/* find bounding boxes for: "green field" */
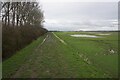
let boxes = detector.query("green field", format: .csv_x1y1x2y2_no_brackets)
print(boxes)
3,32,118,78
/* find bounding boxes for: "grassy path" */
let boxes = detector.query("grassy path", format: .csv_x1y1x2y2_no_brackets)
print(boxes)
3,32,109,78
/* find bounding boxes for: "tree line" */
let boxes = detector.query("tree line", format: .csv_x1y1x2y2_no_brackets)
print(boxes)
1,2,48,60
2,2,44,26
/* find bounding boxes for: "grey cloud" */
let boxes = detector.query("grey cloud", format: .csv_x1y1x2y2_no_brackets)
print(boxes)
43,2,118,31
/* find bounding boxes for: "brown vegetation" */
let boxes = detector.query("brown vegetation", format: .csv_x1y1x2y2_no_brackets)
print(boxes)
1,2,48,60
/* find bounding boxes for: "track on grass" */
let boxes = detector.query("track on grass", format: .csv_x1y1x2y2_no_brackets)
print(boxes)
3,32,115,78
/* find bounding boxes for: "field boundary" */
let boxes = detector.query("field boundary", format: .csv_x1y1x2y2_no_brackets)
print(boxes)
35,34,48,52
52,32,67,45
41,35,48,45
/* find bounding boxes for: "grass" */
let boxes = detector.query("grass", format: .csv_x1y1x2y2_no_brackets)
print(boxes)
2,32,118,78
55,31,118,77
2,34,47,77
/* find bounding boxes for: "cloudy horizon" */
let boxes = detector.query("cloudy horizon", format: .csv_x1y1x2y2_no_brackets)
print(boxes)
39,1,118,31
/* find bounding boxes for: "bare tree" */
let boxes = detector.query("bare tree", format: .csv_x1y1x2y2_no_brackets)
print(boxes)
2,2,44,26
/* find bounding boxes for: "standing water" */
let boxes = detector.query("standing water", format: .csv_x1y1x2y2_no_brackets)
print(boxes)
70,34,100,38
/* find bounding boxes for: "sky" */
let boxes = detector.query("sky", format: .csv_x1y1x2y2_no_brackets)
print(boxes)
38,0,119,31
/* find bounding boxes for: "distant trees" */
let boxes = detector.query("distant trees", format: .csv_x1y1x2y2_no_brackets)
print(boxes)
1,2,48,60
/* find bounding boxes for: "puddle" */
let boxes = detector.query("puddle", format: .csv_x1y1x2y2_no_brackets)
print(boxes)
98,34,110,35
70,34,100,38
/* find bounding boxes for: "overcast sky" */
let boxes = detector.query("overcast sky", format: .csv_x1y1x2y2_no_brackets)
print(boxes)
39,0,119,31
